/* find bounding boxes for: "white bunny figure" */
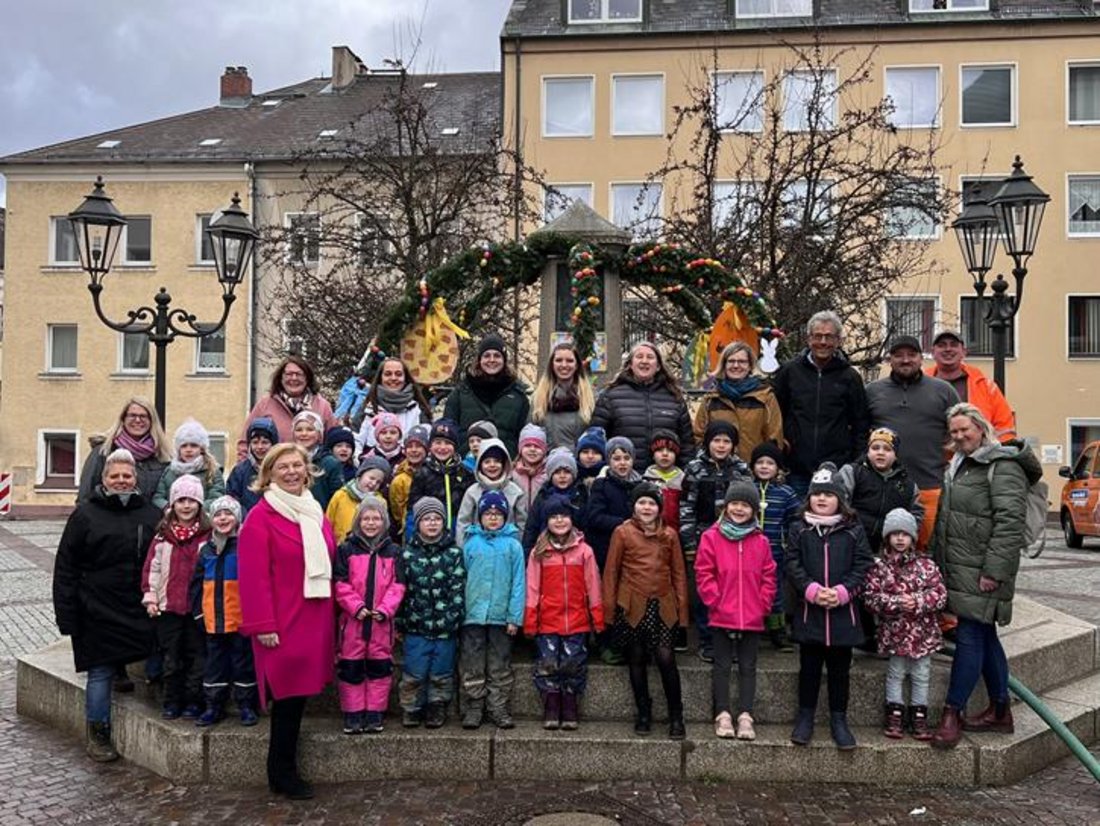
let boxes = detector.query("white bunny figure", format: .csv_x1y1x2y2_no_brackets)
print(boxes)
759,337,780,374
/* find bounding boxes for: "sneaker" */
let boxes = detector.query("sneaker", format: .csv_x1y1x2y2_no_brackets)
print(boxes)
364,712,384,734
402,709,423,728
196,706,224,727
181,704,202,720
714,711,736,739
461,710,483,730
343,713,361,735
673,626,689,653
239,706,259,727
736,712,756,741
697,647,715,664
161,703,182,720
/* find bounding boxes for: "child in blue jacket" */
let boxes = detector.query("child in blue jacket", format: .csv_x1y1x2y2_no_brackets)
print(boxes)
750,443,800,651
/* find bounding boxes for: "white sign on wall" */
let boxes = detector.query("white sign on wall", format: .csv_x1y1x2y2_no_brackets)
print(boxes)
1040,444,1064,465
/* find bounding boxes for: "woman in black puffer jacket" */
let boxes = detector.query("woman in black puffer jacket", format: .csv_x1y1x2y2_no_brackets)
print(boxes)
590,342,695,472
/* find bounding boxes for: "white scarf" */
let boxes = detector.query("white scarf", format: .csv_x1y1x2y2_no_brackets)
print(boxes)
264,486,331,599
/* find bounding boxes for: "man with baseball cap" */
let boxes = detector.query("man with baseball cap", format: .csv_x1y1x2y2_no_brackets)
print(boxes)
866,335,960,548
925,329,1016,441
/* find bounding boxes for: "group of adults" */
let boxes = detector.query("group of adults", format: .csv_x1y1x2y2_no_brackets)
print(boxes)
54,309,1033,785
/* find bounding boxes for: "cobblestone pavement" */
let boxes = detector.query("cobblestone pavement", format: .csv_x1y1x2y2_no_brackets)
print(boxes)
4,520,1100,825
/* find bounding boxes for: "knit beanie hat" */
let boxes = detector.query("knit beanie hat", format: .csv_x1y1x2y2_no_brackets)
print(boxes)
606,436,635,460
405,424,431,447
723,478,761,515
324,426,356,451
356,454,393,482
808,462,845,501
649,428,681,456
478,490,510,520
352,495,391,538
882,507,918,541
371,411,403,438
413,496,446,526
247,417,279,445
174,418,210,451
576,426,608,458
868,426,901,453
292,410,324,434
544,492,575,519
546,446,578,479
478,333,508,360
519,423,548,451
630,481,663,509
430,418,460,446
467,420,498,441
207,495,242,523
703,420,739,450
169,474,204,506
750,442,785,471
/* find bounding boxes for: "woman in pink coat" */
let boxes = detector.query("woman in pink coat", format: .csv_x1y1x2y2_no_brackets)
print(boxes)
239,443,336,801
236,357,337,461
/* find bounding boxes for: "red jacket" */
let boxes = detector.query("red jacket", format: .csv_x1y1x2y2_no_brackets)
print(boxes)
524,530,605,636
694,523,776,632
142,528,209,615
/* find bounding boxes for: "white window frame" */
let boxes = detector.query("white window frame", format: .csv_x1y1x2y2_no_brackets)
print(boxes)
283,212,321,266
609,181,663,240
207,432,229,469
567,0,643,24
886,176,942,240
781,178,836,231
1067,293,1100,360
45,324,78,374
884,65,942,130
1067,173,1100,238
195,327,227,374
542,76,596,139
959,63,1017,128
117,331,151,375
281,318,309,359
957,294,1018,360
1067,419,1100,465
1068,61,1100,126
909,0,989,11
782,68,838,133
883,295,940,355
611,73,665,137
735,0,813,18
120,215,153,265
711,70,766,134
35,429,80,489
49,217,80,266
544,183,594,223
196,214,215,265
357,213,394,267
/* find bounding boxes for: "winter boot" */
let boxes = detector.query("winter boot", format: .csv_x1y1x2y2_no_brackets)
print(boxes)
161,703,182,720
560,692,578,731
883,702,905,739
908,705,932,741
424,702,447,729
634,698,653,736
182,703,202,720
829,712,857,750
461,707,483,730
196,704,225,728
364,711,385,733
239,705,259,727
86,721,119,762
961,700,1015,734
931,706,962,750
543,691,562,730
790,707,815,745
402,708,423,728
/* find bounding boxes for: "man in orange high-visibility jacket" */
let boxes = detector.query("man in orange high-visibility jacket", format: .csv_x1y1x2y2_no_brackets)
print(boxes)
925,330,1016,441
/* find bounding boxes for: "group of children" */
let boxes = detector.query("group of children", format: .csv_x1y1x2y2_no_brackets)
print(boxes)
143,405,947,750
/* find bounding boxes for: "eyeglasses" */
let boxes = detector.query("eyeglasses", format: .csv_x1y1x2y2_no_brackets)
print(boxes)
726,359,751,366
124,413,151,421
282,370,306,378
809,333,838,342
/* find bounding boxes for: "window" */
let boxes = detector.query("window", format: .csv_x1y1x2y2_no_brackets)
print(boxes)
544,184,594,222
543,77,595,137
1069,64,1100,125
1070,421,1100,463
282,319,308,358
196,328,226,373
284,213,320,265
783,69,837,132
196,214,215,264
46,324,78,373
612,75,663,136
886,178,940,239
960,296,1016,357
122,216,152,264
885,297,937,352
736,0,812,16
713,181,761,229
1069,176,1100,236
885,67,940,129
611,183,662,239
1069,296,1100,357
38,432,78,489
51,217,79,265
568,0,642,23
357,214,394,267
119,331,150,373
909,0,988,10
782,179,834,230
207,434,228,469
961,65,1015,126
713,71,765,132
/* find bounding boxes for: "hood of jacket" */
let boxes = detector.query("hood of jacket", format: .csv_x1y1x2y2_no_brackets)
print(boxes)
475,437,513,488
967,440,1043,484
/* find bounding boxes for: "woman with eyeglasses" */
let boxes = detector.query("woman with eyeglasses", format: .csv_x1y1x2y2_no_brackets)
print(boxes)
77,396,171,505
236,356,338,461
693,342,783,464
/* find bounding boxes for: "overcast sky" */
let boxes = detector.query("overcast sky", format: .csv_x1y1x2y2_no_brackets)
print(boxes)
0,0,514,206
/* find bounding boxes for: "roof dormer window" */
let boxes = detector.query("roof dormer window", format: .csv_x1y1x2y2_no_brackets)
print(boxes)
736,0,812,18
568,0,642,24
199,138,223,146
96,140,121,149
318,129,339,139
910,0,988,11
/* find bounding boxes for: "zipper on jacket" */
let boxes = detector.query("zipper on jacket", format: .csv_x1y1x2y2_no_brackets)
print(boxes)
563,554,570,635
812,369,822,462
738,539,744,629
214,551,227,634
824,535,831,647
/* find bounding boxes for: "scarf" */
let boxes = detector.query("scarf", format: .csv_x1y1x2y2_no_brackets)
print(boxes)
170,520,202,543
377,384,415,413
717,376,763,401
719,517,756,541
115,430,158,462
169,454,206,476
549,383,580,413
343,479,367,503
278,390,313,416
264,485,331,599
468,369,512,405
803,511,844,530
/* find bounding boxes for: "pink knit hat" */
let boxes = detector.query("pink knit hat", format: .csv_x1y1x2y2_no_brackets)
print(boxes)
371,411,403,438
168,474,204,506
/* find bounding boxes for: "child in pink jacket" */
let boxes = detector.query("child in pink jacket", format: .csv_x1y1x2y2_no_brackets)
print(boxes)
694,479,776,741
334,496,406,735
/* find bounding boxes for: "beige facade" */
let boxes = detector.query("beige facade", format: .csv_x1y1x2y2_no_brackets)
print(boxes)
0,168,253,508
502,16,1100,501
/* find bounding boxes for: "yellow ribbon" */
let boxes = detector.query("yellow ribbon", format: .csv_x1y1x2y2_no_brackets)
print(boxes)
424,297,470,348
724,301,744,330
688,330,709,383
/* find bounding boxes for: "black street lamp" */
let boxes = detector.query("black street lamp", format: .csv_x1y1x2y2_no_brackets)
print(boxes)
950,156,1049,394
68,176,258,423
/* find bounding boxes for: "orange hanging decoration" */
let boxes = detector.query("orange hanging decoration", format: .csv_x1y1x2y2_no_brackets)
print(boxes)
708,301,760,373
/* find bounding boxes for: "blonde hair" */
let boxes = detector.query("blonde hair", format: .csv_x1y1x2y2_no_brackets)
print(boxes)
946,402,997,447
99,397,171,462
249,443,319,493
531,343,595,424
711,341,756,379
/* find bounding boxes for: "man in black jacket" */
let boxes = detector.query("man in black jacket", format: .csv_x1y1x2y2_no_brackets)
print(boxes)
773,311,870,498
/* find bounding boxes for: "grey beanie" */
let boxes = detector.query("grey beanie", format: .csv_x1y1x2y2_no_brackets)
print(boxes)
413,496,446,526
545,446,578,479
882,507,918,541
207,495,242,524
352,495,391,538
606,436,635,459
723,478,761,515
356,454,393,482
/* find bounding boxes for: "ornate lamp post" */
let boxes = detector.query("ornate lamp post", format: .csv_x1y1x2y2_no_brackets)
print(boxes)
68,176,258,422
950,156,1048,393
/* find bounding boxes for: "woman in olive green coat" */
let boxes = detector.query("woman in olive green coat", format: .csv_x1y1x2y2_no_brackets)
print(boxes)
930,403,1042,749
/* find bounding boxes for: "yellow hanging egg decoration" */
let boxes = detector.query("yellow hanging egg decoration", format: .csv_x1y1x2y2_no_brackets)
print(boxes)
400,297,469,385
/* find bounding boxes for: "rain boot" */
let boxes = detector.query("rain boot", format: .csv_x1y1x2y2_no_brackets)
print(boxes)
560,692,578,730
543,691,561,730
86,721,119,762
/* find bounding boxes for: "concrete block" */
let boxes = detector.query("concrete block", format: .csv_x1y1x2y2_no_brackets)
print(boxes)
975,697,1096,786
113,697,207,783
16,642,85,739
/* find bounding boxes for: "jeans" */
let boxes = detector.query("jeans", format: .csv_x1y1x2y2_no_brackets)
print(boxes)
886,654,932,706
533,633,589,695
459,625,514,717
399,634,457,711
711,629,760,715
798,643,852,713
946,617,1009,710
86,664,115,723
